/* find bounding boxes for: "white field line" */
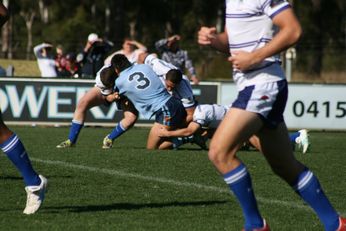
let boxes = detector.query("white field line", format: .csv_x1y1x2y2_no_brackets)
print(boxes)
32,158,345,216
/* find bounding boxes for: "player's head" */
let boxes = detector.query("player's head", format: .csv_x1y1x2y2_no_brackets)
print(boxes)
111,54,132,73
100,65,117,89
165,69,182,92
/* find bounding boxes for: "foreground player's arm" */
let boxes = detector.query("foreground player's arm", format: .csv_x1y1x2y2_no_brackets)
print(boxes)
198,27,229,54
0,3,9,27
229,8,302,71
159,121,201,138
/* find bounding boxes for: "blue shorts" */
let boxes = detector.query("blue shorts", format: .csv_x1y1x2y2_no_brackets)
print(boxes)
155,97,186,127
231,79,288,128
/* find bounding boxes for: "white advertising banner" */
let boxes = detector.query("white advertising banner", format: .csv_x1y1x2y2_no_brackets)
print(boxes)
220,83,346,130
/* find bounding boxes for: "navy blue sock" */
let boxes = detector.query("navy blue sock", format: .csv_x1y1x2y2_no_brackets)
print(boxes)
108,122,127,140
290,131,300,143
171,136,194,149
0,134,40,186
224,163,263,230
294,169,339,231
68,120,84,144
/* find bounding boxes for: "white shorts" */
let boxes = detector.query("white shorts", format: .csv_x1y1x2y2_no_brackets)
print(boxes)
231,79,288,128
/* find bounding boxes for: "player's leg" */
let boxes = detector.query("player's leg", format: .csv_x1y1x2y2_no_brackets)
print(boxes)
147,122,168,150
150,97,187,150
0,112,47,214
209,108,266,230
57,87,105,148
103,99,138,149
258,123,340,231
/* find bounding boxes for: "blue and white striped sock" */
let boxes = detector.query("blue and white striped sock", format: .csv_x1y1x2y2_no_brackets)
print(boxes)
294,169,339,231
0,134,40,186
224,163,263,230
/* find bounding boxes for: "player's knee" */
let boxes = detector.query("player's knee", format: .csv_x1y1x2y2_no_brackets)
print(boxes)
208,147,228,166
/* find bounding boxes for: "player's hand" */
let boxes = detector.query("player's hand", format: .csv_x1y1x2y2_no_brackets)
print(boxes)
198,27,217,46
228,51,258,71
158,127,169,137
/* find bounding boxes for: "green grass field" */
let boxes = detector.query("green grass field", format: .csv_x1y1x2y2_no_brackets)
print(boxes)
0,126,345,230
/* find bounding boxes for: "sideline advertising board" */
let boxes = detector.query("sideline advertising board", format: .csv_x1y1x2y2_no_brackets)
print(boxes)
0,78,219,126
220,83,346,130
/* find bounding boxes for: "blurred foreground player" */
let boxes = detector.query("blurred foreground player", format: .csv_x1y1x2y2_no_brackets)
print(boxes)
0,3,47,214
198,0,345,230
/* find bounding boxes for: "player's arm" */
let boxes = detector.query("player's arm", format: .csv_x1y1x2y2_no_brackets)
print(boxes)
198,27,229,54
159,121,201,138
230,8,302,71
0,3,9,27
185,107,195,124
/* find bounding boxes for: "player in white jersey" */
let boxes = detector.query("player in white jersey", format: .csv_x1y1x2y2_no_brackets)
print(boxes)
56,65,138,148
106,54,186,150
159,103,309,152
159,104,227,149
142,53,197,123
198,0,345,230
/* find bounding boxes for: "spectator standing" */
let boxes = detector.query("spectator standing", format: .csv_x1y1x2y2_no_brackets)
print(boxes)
65,53,81,78
155,34,199,84
79,33,113,78
104,38,147,65
33,42,57,78
55,44,68,77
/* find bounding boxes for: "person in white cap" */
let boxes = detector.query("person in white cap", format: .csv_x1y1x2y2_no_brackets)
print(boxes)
79,33,113,78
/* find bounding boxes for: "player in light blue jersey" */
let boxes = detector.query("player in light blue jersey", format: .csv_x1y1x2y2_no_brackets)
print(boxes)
106,54,186,149
198,0,345,230
0,3,47,215
102,53,198,149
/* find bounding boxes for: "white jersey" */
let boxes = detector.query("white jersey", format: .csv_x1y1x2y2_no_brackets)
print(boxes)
225,0,290,90
193,104,229,129
94,65,113,96
144,54,196,108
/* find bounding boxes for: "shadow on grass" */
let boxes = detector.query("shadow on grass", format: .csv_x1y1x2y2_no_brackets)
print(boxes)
44,200,228,213
0,175,22,181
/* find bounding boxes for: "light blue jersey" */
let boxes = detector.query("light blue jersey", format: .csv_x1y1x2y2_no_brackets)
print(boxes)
115,64,172,119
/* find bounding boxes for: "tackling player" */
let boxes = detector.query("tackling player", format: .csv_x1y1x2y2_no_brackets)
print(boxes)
56,65,138,148
102,53,199,149
106,54,186,150
158,103,310,153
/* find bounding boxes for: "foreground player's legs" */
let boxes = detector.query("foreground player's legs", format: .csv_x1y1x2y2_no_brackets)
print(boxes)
0,112,47,214
258,123,340,231
209,108,266,230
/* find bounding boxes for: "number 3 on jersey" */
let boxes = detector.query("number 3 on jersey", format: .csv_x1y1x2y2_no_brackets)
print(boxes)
129,72,150,90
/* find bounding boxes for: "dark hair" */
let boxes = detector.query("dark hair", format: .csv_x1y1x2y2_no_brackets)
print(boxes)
111,54,132,72
100,66,117,89
165,69,182,84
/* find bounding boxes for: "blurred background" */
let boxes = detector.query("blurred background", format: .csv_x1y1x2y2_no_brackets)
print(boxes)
0,0,345,82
